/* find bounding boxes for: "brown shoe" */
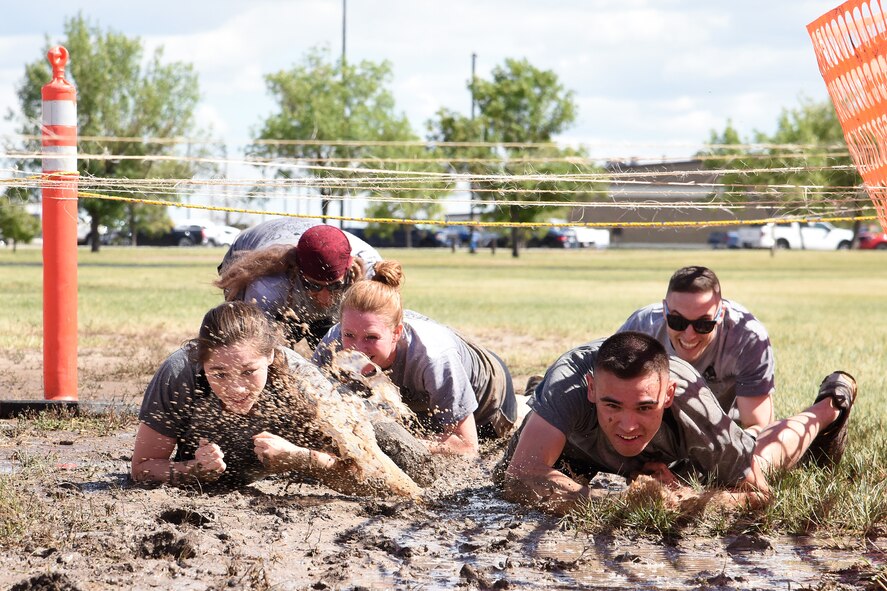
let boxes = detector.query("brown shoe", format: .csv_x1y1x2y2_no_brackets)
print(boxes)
803,371,857,468
524,375,544,398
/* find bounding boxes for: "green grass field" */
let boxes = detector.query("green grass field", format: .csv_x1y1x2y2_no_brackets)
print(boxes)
1,244,886,534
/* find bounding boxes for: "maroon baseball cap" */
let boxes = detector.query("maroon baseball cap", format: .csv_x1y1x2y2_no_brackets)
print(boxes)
296,225,353,281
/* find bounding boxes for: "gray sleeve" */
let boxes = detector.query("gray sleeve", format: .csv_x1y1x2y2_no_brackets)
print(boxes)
670,362,756,486
528,346,596,435
419,349,478,425
138,348,199,439
732,319,776,398
345,232,382,278
241,275,290,316
311,324,342,368
617,305,658,334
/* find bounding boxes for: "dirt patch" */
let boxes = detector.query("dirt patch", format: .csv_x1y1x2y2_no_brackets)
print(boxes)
1,334,886,589
1,424,885,590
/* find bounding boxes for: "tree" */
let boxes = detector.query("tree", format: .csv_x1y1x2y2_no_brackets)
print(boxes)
0,190,41,252
428,58,596,257
9,14,211,252
251,48,439,234
701,99,863,237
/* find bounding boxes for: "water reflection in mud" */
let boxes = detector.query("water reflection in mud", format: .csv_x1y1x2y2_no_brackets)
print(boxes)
374,486,884,590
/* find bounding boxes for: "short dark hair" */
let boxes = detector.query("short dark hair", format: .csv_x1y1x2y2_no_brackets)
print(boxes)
666,266,721,296
595,332,669,379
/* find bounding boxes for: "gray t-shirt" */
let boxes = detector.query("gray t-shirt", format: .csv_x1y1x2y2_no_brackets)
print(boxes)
314,310,506,432
528,339,756,487
618,299,775,415
219,217,382,325
138,345,332,486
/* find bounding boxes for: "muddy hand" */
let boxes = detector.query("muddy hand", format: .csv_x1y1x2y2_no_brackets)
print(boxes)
640,461,679,487
253,431,306,471
194,438,226,480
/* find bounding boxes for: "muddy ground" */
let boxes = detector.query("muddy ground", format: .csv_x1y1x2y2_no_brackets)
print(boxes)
1,342,886,590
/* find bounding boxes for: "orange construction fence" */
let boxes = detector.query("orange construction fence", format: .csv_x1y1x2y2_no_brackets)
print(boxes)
809,0,887,230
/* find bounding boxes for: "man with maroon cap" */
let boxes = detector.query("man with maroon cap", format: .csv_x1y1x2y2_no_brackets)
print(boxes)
217,218,382,349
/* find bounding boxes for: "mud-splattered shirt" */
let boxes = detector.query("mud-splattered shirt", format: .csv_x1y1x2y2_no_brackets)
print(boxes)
529,339,756,487
314,310,512,435
618,299,775,416
138,345,332,487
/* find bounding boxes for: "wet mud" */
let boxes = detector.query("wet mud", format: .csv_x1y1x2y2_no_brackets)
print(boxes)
1,423,885,590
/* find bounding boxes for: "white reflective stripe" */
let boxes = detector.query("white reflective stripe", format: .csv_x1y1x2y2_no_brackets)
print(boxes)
42,145,77,155
42,100,77,126
43,157,77,173
42,146,77,173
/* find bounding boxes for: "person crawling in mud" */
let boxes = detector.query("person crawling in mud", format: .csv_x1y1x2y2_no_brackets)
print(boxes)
498,331,856,515
216,221,381,349
131,301,388,492
617,265,775,436
313,260,519,457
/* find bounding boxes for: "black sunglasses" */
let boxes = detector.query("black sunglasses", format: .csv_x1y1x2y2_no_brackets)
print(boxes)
662,300,722,335
301,275,347,293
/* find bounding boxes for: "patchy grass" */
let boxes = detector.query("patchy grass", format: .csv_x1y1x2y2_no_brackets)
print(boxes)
1,246,886,539
2,407,138,439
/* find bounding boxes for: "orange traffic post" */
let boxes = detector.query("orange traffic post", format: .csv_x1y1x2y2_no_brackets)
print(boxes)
41,46,78,401
808,0,887,230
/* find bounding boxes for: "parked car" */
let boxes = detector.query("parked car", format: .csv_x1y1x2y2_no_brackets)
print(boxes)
202,224,242,247
736,221,853,250
343,226,449,248
858,224,887,249
570,226,611,249
439,226,506,248
527,227,579,248
707,230,740,249
136,224,209,247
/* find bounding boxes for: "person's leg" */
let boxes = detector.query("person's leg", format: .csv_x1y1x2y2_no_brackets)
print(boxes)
754,371,856,470
476,350,518,440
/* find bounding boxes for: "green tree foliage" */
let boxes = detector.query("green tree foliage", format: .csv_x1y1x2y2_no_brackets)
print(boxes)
0,190,41,252
251,48,440,241
701,99,863,230
428,58,598,257
10,14,210,251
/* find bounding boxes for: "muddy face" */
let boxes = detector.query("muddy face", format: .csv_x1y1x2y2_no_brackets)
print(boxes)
340,309,402,370
587,369,674,457
202,344,273,415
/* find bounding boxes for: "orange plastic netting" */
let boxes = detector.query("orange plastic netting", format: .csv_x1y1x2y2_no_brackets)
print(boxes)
809,0,887,228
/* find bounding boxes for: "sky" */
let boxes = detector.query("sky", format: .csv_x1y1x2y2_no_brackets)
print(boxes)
0,0,844,224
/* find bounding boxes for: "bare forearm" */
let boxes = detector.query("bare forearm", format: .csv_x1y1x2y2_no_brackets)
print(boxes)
131,459,202,486
425,434,478,457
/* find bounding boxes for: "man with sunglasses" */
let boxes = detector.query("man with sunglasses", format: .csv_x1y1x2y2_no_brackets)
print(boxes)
618,266,774,436
497,331,856,516
217,220,382,349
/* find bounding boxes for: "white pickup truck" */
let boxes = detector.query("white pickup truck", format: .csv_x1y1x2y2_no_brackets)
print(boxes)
736,221,853,250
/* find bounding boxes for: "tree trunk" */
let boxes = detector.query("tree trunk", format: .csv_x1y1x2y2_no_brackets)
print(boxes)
128,205,138,247
404,224,413,248
510,205,521,258
90,218,101,253
321,188,331,223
